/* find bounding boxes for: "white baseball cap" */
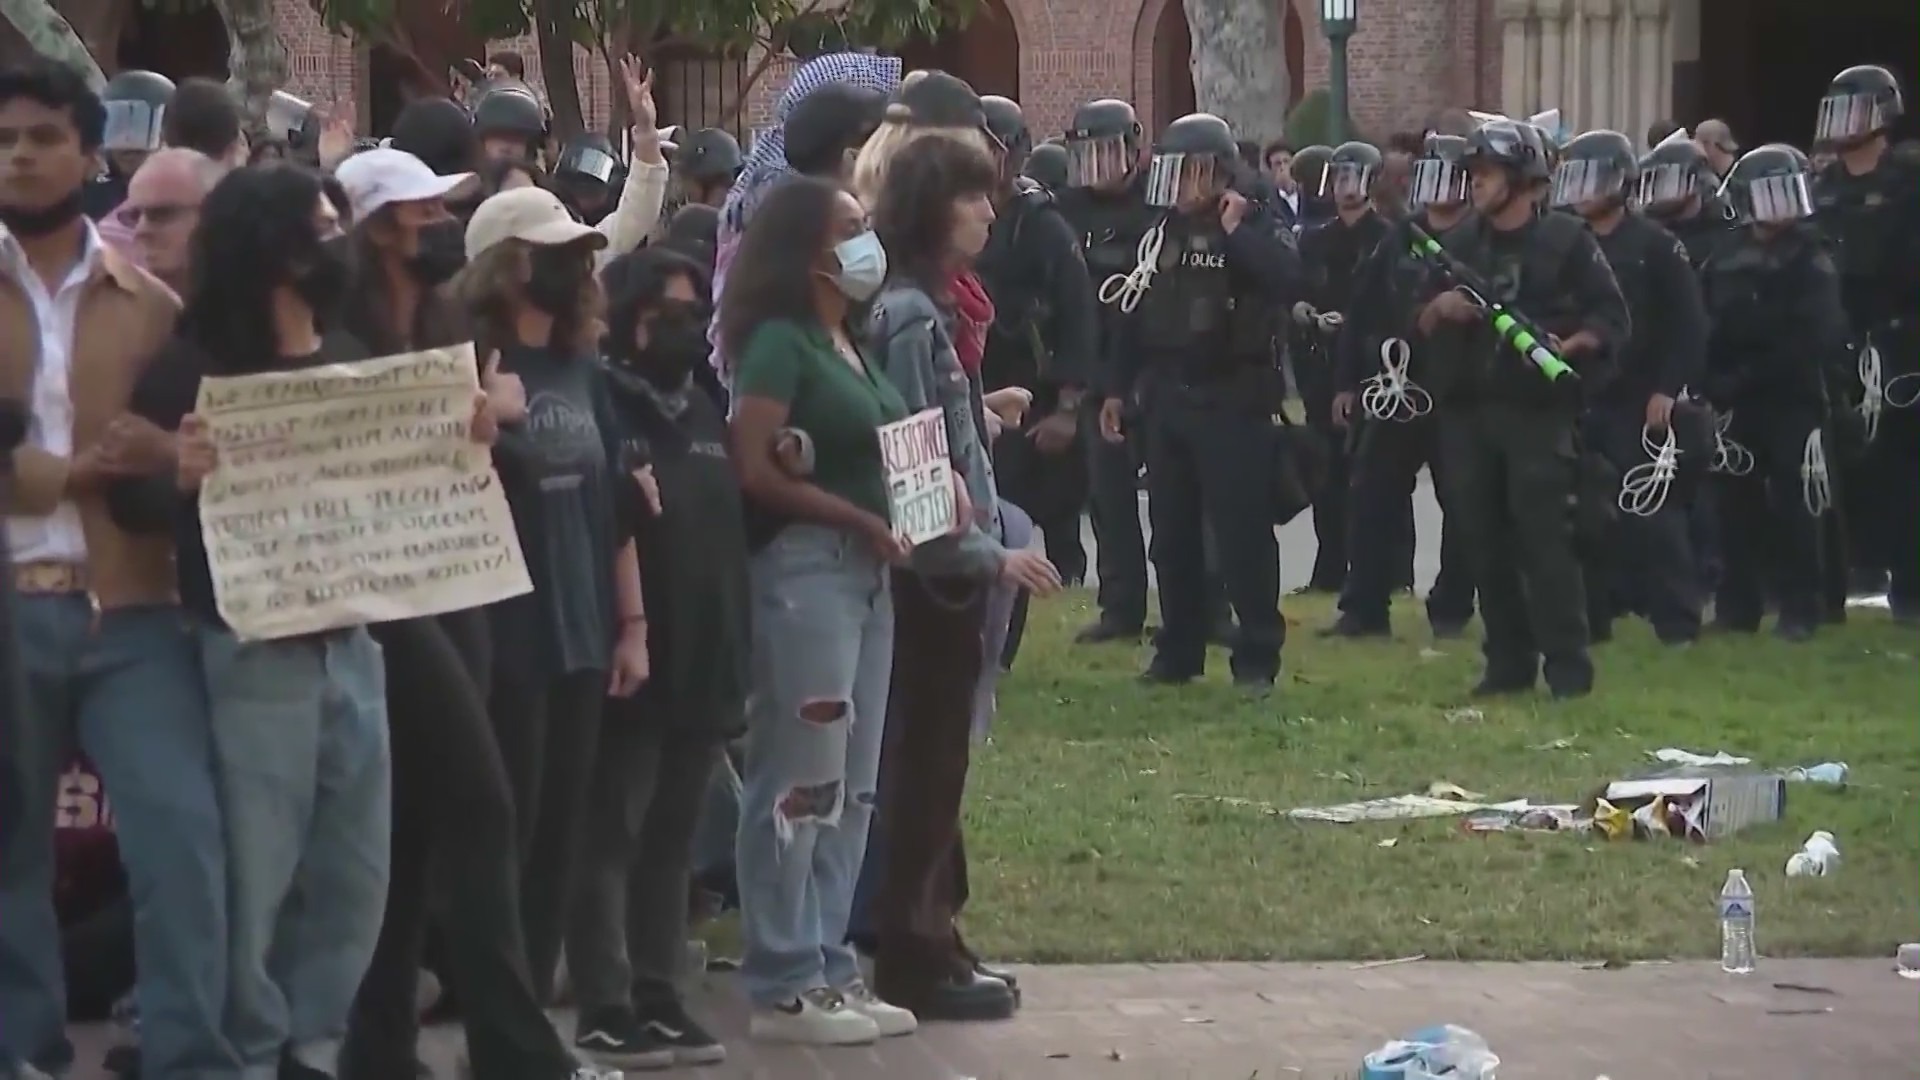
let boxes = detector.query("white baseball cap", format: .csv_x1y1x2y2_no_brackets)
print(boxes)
333,147,477,222
463,186,608,259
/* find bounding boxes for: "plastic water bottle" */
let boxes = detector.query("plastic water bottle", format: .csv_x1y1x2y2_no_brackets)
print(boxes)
1719,868,1756,974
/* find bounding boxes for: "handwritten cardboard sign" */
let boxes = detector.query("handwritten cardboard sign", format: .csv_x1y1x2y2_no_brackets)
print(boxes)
877,407,956,547
195,344,533,641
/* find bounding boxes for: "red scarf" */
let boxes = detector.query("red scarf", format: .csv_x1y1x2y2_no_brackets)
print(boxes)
949,270,994,376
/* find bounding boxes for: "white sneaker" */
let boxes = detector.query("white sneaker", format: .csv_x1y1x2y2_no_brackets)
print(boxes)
748,987,882,1046
839,980,919,1036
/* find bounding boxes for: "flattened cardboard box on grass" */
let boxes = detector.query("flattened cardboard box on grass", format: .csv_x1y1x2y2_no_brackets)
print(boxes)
1599,768,1788,842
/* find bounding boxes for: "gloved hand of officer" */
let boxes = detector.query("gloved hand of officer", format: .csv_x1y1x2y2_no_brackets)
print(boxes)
1219,189,1248,232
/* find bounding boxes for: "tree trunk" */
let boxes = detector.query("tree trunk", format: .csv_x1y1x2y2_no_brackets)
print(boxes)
210,0,288,135
532,0,582,139
1181,0,1291,144
0,0,104,88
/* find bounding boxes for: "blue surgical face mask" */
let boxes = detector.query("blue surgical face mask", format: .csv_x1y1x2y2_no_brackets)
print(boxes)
830,230,888,302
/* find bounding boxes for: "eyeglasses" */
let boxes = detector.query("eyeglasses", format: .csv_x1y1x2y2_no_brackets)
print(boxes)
117,203,197,228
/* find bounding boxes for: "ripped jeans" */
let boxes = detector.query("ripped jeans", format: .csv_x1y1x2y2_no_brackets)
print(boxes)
735,524,894,1008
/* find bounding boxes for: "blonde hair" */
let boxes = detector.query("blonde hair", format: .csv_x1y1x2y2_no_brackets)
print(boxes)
850,102,995,206
450,237,603,359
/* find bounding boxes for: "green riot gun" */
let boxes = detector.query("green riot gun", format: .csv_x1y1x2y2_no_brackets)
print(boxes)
1403,219,1579,384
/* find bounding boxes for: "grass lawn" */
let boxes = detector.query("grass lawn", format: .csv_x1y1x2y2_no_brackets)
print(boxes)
959,589,1919,964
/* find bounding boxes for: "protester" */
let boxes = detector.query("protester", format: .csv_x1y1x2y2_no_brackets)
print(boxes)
120,148,224,294
722,175,910,1045
109,162,392,1080
0,58,233,1080
865,133,1061,1021
162,77,248,169
566,246,747,1069
455,185,651,1001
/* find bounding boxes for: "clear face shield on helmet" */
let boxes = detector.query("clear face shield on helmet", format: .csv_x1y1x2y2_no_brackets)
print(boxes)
1634,162,1700,211
1143,151,1220,209
1549,158,1626,207
1814,91,1893,145
558,144,620,184
1728,171,1814,225
1323,161,1375,200
102,100,165,153
1408,157,1469,209
1065,132,1132,188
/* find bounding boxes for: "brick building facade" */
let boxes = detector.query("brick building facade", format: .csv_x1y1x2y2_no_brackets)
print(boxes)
271,0,1505,147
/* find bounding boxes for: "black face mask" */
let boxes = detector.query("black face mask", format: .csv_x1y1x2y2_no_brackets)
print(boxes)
626,300,710,384
408,219,467,286
0,186,85,239
289,242,352,324
525,245,588,317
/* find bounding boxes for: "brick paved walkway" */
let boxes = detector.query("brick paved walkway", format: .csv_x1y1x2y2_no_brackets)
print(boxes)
68,959,1917,1078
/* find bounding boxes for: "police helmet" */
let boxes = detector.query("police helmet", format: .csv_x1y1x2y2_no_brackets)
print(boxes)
1634,128,1710,212
1462,119,1550,182
1720,143,1814,225
1022,140,1069,192
1815,64,1904,146
100,69,175,152
471,82,547,139
1325,140,1382,200
1550,129,1637,209
675,128,743,184
1145,112,1235,208
554,132,625,187
1409,133,1470,209
981,95,1032,175
1064,98,1141,188
1290,144,1333,192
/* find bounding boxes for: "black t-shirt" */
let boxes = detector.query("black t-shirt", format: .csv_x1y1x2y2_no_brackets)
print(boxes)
605,369,749,736
488,345,625,683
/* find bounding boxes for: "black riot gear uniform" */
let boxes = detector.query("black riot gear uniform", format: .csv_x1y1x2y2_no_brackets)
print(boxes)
1293,169,1389,594
552,133,626,226
1022,140,1069,193
1812,75,1920,619
1815,64,1905,148
1106,112,1303,688
1702,145,1852,639
1058,102,1156,642
471,82,547,161
1064,98,1142,190
88,70,174,219
981,95,1032,176
1430,116,1632,697
1559,130,1711,644
1635,132,1736,270
1325,142,1477,637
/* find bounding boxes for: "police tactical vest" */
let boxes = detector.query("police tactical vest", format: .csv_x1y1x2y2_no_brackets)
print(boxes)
1813,142,1920,326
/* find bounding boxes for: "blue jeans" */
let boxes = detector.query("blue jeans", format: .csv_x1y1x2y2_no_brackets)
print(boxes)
198,625,390,1080
735,526,893,1007
0,597,232,1079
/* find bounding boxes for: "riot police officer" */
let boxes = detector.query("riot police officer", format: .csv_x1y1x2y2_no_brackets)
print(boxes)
1289,144,1336,229
1421,118,1629,697
1057,98,1158,643
1022,138,1069,193
88,69,174,219
1325,132,1478,638
1097,112,1300,690
1293,141,1388,595
1553,129,1710,645
674,127,744,208
975,95,1100,592
1812,64,1920,621
1636,130,1736,271
471,80,548,164
1703,144,1852,640
551,132,626,225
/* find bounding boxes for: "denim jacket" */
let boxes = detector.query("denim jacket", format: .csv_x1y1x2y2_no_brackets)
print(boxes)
867,282,1007,581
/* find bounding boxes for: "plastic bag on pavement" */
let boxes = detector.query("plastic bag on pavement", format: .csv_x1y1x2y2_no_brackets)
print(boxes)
1361,1024,1500,1079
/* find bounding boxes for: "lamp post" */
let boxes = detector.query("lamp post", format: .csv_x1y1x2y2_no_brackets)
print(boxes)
1320,0,1358,144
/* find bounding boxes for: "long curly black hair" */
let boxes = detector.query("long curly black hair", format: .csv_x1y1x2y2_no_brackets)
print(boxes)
717,174,842,365
176,162,331,375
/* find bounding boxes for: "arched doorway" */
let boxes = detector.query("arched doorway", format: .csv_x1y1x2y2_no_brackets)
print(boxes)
1151,0,1196,135
116,1,229,80
897,0,1020,99
1695,0,1918,149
